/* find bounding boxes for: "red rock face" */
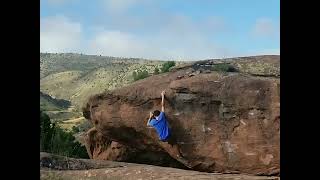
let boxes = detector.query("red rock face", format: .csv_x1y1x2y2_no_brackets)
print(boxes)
82,62,280,175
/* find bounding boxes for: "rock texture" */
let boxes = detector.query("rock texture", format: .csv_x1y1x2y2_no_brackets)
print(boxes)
82,56,280,175
40,152,280,180
80,128,188,169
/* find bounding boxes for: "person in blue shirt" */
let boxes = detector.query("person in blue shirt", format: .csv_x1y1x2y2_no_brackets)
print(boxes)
147,90,171,142
146,90,192,168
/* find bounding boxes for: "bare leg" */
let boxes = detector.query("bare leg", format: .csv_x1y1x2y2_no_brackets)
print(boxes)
159,141,192,168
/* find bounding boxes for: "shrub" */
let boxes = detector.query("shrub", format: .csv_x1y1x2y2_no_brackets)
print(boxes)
132,69,149,81
161,61,175,73
154,67,160,74
212,63,238,72
132,71,137,79
40,111,55,151
71,126,79,133
40,110,88,158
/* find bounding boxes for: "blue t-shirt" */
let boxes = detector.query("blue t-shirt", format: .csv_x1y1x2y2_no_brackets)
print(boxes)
148,112,170,141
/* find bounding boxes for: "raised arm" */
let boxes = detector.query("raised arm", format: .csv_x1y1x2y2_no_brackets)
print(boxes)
147,112,153,126
161,90,165,112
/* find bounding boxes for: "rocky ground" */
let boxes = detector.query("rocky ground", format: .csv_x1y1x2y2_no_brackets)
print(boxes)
40,153,279,180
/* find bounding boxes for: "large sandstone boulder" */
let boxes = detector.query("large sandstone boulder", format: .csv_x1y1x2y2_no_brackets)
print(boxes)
82,56,280,175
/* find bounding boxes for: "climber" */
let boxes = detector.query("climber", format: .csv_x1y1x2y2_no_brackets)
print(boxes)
147,90,171,142
146,90,192,168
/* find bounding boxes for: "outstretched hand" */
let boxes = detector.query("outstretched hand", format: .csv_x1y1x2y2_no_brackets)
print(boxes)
161,90,166,97
149,112,153,118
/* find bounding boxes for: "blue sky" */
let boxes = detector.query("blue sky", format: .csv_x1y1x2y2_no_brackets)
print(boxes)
40,0,280,60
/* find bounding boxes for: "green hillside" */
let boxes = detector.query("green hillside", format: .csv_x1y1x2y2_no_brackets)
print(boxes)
40,53,187,129
40,91,71,111
40,53,186,110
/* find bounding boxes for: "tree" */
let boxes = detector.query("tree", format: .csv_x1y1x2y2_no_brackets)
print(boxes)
161,61,176,73
40,111,55,151
212,63,238,72
154,67,160,74
72,126,79,133
132,71,137,80
132,69,149,81
40,110,88,158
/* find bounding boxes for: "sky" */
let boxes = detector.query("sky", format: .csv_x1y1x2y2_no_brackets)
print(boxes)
40,0,280,60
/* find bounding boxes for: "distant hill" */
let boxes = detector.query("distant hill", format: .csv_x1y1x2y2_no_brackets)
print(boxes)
40,91,71,111
197,55,280,77
40,91,81,122
40,53,166,78
40,53,186,109
40,53,280,110
40,53,279,128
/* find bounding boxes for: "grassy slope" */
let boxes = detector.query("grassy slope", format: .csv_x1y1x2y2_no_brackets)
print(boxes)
40,53,182,109
40,53,186,129
40,92,65,111
40,91,81,123
40,91,70,111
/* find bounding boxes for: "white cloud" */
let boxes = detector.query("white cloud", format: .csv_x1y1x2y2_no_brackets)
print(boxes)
87,30,147,58
91,1,234,60
41,1,280,60
40,11,234,60
252,18,279,38
40,15,83,53
40,14,234,60
87,26,233,60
